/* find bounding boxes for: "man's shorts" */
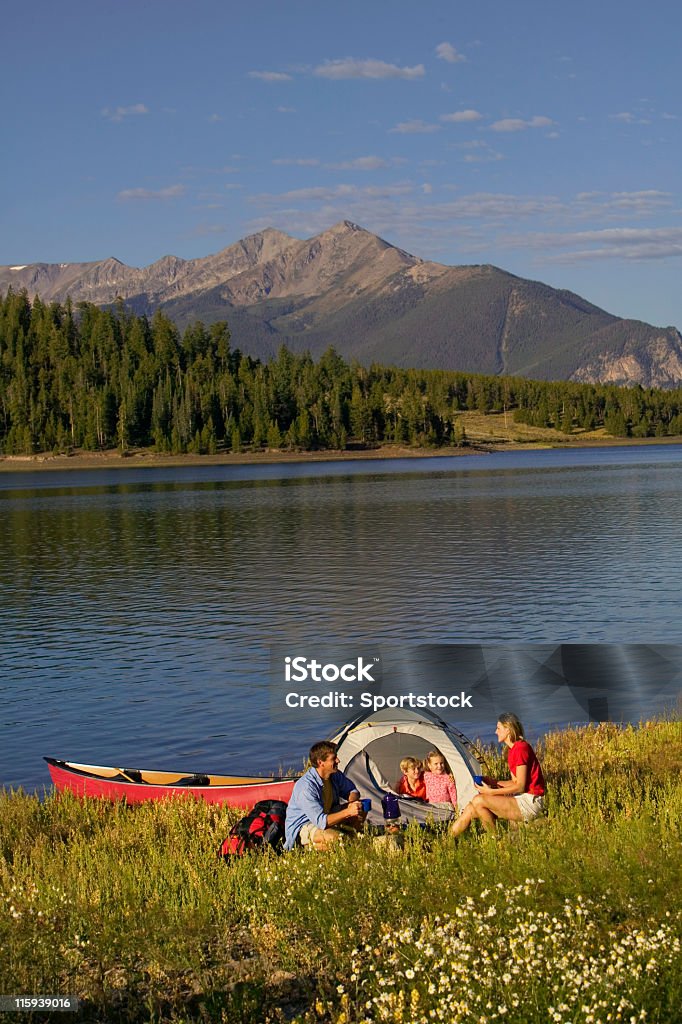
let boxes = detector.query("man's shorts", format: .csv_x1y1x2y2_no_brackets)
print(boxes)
298,804,360,847
514,792,546,822
298,822,321,846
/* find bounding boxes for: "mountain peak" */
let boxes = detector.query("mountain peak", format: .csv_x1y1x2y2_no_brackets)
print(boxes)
259,227,295,240
318,220,418,264
147,254,187,273
236,227,294,247
323,220,380,241
329,219,364,233
214,227,294,263
2,223,680,388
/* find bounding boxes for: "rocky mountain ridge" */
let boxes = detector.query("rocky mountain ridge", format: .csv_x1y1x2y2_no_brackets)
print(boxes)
3,220,682,388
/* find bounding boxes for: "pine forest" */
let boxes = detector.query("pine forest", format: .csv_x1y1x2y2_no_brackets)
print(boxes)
2,290,682,456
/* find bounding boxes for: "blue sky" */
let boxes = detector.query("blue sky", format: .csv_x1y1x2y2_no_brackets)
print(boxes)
3,1,681,330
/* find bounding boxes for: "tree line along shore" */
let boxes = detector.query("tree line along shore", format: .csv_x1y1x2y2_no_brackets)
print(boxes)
3,290,682,459
0,720,680,1023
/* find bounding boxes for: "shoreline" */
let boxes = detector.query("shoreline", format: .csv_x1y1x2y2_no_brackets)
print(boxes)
2,433,682,473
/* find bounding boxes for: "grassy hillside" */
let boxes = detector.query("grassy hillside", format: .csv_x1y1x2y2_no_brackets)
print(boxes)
1,719,680,1022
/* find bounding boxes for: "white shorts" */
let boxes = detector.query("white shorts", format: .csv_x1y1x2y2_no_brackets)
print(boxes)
298,804,351,846
514,792,546,822
299,822,321,846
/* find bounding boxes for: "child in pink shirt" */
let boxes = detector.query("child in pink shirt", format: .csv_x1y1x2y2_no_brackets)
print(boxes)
423,750,458,809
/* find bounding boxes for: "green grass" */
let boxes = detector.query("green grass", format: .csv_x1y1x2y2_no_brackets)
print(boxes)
1,720,680,1023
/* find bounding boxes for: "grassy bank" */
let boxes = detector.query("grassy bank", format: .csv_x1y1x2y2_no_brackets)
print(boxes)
1,721,681,1023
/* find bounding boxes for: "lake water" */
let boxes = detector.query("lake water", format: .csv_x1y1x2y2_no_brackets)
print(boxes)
2,445,682,792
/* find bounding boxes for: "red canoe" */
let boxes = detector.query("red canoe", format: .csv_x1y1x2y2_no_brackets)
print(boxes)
44,757,296,806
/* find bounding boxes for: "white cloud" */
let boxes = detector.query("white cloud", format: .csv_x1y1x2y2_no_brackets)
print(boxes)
277,106,297,114
452,140,504,163
251,183,415,205
494,193,682,262
248,70,293,82
490,115,554,132
185,164,241,176
273,156,391,171
189,222,232,238
328,156,389,170
435,42,466,64
440,109,483,123
559,245,682,262
463,150,504,164
244,188,569,263
117,185,185,201
575,190,673,217
389,119,441,134
243,183,681,272
531,228,682,263
441,192,563,219
313,58,425,80
252,186,561,222
273,158,321,166
101,103,149,123
609,111,650,124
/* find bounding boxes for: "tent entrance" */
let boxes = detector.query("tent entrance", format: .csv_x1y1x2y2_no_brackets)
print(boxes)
355,733,437,789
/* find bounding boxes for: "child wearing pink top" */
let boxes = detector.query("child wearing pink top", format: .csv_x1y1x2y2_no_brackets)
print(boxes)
423,750,458,809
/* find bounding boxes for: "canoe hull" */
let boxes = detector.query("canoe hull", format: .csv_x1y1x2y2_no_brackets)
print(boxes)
45,758,296,807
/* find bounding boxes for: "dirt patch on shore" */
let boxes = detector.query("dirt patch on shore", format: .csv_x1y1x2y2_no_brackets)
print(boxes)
0,444,485,473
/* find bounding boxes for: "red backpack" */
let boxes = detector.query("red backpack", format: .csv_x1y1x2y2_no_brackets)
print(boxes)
218,799,288,859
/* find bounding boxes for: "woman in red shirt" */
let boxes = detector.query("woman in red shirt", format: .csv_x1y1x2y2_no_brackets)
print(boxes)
450,713,546,838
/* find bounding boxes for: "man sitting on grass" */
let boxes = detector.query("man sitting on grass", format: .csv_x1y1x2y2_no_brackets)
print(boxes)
284,741,365,852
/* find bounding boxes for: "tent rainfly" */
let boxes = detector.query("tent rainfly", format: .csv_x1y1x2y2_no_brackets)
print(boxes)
330,706,484,825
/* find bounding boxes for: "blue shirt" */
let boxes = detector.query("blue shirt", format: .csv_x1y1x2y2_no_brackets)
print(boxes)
284,766,356,850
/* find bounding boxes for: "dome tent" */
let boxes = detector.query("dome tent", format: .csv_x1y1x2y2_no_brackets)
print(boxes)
330,707,484,826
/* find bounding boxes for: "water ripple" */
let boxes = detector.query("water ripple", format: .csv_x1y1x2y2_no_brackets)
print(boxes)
2,449,682,789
